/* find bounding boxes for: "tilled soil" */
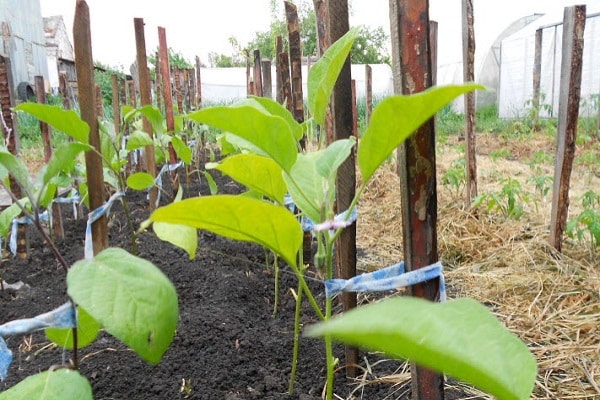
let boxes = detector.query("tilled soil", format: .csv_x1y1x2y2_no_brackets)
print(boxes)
0,171,481,399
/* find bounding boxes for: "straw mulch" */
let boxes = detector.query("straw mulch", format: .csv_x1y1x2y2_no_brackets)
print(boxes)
354,140,600,399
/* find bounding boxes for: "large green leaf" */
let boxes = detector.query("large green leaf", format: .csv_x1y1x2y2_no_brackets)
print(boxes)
124,105,165,135
0,151,34,198
306,297,537,400
0,369,93,400
248,96,303,141
42,142,91,185
67,248,178,364
188,105,298,172
0,199,29,236
307,27,358,126
45,306,100,349
283,153,326,224
14,103,89,143
358,84,484,184
171,135,192,164
150,195,302,268
208,154,286,204
126,172,155,190
315,138,355,180
126,130,154,151
153,222,197,259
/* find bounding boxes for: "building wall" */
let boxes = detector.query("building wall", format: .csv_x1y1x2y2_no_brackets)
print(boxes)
0,0,49,100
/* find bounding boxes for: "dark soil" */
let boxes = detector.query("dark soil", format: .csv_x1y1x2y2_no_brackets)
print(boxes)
0,171,482,399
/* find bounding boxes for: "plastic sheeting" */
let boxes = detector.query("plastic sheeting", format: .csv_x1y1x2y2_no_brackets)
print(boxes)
499,8,600,119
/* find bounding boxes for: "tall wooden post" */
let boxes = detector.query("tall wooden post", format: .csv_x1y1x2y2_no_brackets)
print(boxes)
58,71,73,110
327,0,358,379
462,0,477,205
195,56,202,109
253,50,264,97
549,5,586,252
365,64,373,126
158,26,179,193
285,1,305,148
390,0,444,398
74,0,108,255
111,75,121,137
134,17,157,209
275,36,285,104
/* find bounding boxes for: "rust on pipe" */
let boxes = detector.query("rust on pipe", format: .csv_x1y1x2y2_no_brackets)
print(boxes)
134,17,158,209
74,0,108,254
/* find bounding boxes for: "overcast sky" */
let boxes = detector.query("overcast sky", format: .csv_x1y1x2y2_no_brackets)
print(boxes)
39,0,599,72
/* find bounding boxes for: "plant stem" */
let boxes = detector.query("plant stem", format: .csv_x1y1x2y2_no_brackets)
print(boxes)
288,280,303,394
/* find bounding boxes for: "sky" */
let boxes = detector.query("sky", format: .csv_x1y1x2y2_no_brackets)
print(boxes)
39,0,600,73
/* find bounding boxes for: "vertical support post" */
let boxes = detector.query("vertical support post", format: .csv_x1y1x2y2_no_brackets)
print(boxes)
36,75,64,240
262,59,272,99
275,36,285,104
462,0,477,205
285,1,306,147
533,28,543,129
549,5,586,252
134,17,157,209
390,0,444,398
111,75,121,138
351,79,358,146
277,51,293,113
158,26,179,193
174,68,184,114
195,56,202,109
313,0,334,145
327,0,358,379
58,72,72,110
430,21,438,86
74,0,107,255
95,84,104,119
35,76,53,163
253,50,264,97
365,64,373,126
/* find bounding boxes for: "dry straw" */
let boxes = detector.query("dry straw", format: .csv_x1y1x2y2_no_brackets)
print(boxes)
354,146,599,400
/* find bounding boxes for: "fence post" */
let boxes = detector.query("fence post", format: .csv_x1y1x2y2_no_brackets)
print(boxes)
253,50,264,97
285,1,306,148
74,0,108,255
533,28,543,129
365,64,373,126
262,59,272,99
549,5,586,252
327,0,358,379
390,0,444,398
462,0,477,205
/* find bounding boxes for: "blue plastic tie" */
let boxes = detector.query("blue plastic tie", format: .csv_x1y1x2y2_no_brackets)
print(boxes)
325,261,446,301
0,302,76,380
85,191,124,260
151,161,183,208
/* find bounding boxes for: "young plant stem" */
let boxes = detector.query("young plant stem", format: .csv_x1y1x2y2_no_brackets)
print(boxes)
288,280,303,394
272,252,280,316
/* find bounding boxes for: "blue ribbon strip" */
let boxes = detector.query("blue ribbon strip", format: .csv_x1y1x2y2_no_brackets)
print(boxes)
0,302,76,380
324,261,446,301
283,194,358,233
85,191,124,260
151,161,183,208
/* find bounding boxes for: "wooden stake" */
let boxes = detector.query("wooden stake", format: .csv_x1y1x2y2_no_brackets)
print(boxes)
74,0,108,255
275,36,285,104
195,56,202,109
262,59,272,99
285,1,305,147
327,0,358,379
390,0,444,398
462,0,477,205
365,65,373,126
549,5,586,252
134,17,157,209
111,75,121,137
36,76,53,163
533,28,543,129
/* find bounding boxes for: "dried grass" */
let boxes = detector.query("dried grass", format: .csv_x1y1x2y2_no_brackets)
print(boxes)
354,134,600,400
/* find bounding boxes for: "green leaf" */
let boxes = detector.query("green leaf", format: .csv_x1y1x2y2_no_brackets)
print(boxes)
37,183,57,209
126,172,155,190
188,104,298,172
171,135,192,164
153,222,197,259
248,96,303,141
315,138,355,180
67,248,179,364
358,84,484,184
135,105,165,135
45,306,100,349
43,142,92,185
150,195,302,268
0,369,93,400
308,27,358,126
306,297,537,400
208,154,286,203
14,103,89,143
126,130,154,151
0,151,34,199
0,199,29,237
202,171,218,195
